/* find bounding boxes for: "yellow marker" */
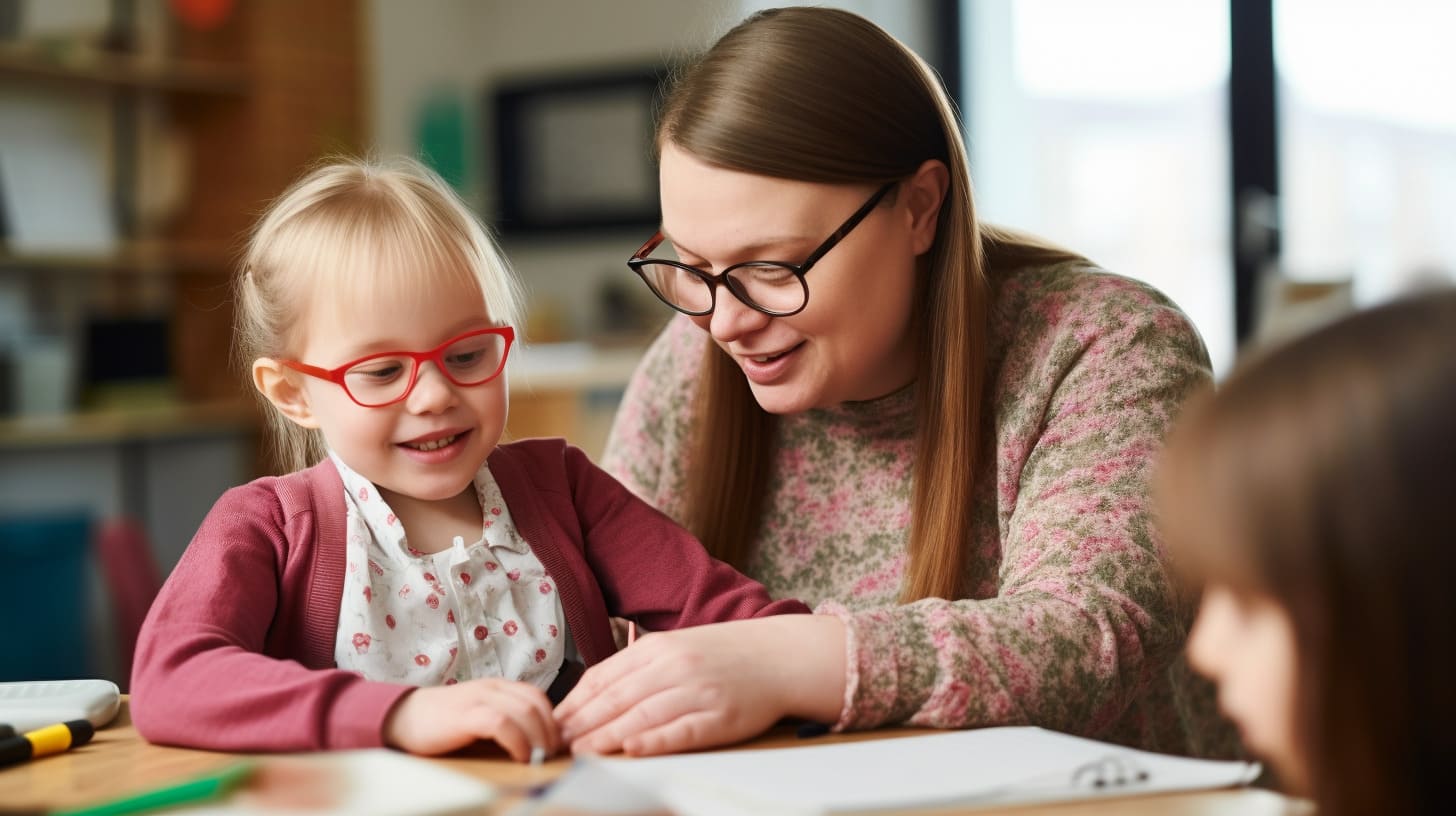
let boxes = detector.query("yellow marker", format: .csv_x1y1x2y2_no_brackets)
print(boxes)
0,719,95,768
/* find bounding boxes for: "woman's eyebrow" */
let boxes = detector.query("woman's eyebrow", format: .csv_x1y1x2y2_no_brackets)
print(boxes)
661,227,816,262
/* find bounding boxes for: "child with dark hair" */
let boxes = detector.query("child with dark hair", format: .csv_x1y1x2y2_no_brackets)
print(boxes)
1158,290,1456,815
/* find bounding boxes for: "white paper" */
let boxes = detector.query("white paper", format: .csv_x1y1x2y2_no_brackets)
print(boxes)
596,727,1261,815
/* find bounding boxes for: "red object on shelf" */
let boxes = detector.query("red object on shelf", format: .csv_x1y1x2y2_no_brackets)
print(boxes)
94,518,163,688
169,0,236,31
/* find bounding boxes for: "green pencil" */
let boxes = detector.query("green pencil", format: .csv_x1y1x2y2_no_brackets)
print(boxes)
53,762,256,816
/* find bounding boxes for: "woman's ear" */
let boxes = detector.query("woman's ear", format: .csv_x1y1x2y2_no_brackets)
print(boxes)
903,159,950,256
253,358,321,429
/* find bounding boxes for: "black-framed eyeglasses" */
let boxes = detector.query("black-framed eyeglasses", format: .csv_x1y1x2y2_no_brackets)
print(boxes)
628,182,896,318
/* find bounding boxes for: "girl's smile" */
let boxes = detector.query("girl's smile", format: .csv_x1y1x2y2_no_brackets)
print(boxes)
397,426,473,462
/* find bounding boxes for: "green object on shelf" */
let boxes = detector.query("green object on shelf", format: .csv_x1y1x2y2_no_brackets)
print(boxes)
82,380,179,412
415,89,468,193
54,761,256,816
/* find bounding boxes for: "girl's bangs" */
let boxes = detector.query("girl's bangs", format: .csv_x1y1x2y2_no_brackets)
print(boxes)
272,198,490,342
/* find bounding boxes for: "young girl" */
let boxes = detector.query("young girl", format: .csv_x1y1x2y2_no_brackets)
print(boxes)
1157,290,1456,815
129,157,809,762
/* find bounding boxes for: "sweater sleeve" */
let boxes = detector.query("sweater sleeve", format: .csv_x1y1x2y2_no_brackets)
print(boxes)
566,445,811,627
129,482,412,751
821,289,1210,734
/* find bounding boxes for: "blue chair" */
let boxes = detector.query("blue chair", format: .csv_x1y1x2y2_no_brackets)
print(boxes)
0,511,94,681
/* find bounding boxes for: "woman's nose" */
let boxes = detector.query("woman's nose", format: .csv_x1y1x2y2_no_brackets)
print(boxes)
706,287,772,342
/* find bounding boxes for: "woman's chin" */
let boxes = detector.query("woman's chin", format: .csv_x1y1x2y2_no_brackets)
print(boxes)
746,380,821,415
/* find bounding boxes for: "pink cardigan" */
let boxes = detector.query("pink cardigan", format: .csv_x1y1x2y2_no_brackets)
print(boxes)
131,439,808,751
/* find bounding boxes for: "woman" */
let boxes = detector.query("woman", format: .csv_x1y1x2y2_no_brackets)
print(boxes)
554,6,1232,758
1158,291,1456,815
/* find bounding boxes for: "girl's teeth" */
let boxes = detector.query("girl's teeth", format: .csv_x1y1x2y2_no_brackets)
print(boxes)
410,434,457,451
753,355,772,363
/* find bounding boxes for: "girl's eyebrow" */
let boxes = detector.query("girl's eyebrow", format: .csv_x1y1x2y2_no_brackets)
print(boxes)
341,317,496,358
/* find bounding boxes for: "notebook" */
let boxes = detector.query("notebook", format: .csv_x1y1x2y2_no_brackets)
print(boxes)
567,726,1261,815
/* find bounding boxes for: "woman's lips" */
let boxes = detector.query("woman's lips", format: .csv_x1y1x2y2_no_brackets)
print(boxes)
738,342,804,385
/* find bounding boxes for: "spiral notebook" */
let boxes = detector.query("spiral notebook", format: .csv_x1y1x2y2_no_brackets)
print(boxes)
553,726,1261,815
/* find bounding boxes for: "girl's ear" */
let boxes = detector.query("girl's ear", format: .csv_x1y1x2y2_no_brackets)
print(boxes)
253,358,321,429
903,158,950,256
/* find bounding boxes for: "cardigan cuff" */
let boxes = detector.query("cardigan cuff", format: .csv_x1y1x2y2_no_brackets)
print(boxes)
327,680,416,749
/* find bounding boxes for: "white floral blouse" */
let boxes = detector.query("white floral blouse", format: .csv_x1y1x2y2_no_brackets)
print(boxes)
330,453,573,690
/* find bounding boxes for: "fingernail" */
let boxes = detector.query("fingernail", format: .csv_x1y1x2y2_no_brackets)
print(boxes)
530,746,545,766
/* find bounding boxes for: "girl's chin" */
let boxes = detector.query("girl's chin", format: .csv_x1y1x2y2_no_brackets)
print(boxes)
377,474,478,504
1242,738,1308,797
1266,753,1311,798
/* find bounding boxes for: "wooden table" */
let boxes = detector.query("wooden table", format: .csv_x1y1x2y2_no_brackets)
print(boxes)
0,703,1304,815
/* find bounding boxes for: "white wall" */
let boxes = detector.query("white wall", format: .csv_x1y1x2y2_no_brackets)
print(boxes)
364,0,937,341
366,0,737,340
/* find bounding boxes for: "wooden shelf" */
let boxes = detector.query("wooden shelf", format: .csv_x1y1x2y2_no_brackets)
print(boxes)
0,399,257,449
0,241,235,275
0,44,248,95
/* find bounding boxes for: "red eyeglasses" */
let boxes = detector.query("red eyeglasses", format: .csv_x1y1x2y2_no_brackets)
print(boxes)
280,326,515,408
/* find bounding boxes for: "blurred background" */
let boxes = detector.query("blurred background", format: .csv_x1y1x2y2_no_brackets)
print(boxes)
1,0,1452,684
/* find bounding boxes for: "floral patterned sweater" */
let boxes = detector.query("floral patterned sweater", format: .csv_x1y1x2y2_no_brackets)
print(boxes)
603,263,1236,757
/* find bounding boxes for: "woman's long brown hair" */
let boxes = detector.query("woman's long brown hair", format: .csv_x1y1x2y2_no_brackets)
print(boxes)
1158,290,1456,816
657,7,1081,601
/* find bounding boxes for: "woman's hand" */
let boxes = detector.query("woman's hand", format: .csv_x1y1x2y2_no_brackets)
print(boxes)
384,678,560,761
555,614,847,756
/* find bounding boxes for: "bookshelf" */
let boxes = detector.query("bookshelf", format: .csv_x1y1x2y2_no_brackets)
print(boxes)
0,0,363,455
0,43,247,95
0,398,255,449
0,239,232,276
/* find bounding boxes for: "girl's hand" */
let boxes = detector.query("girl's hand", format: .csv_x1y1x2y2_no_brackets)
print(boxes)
554,615,847,756
384,678,559,761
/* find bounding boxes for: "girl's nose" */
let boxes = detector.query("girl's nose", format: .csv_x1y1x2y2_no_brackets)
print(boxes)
404,361,458,414
1185,588,1232,680
706,287,772,343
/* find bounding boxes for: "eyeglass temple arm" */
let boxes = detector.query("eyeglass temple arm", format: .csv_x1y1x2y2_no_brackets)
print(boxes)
631,231,665,261
800,183,895,271
280,359,338,381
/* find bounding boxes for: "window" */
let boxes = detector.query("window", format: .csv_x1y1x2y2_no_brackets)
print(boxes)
964,0,1235,374
1276,0,1456,302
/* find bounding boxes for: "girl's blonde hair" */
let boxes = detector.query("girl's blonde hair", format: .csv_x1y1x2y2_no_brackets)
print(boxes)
235,156,524,473
658,7,1083,602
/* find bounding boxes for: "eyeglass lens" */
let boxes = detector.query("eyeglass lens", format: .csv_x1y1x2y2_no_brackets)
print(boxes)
636,260,808,315
342,332,508,406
